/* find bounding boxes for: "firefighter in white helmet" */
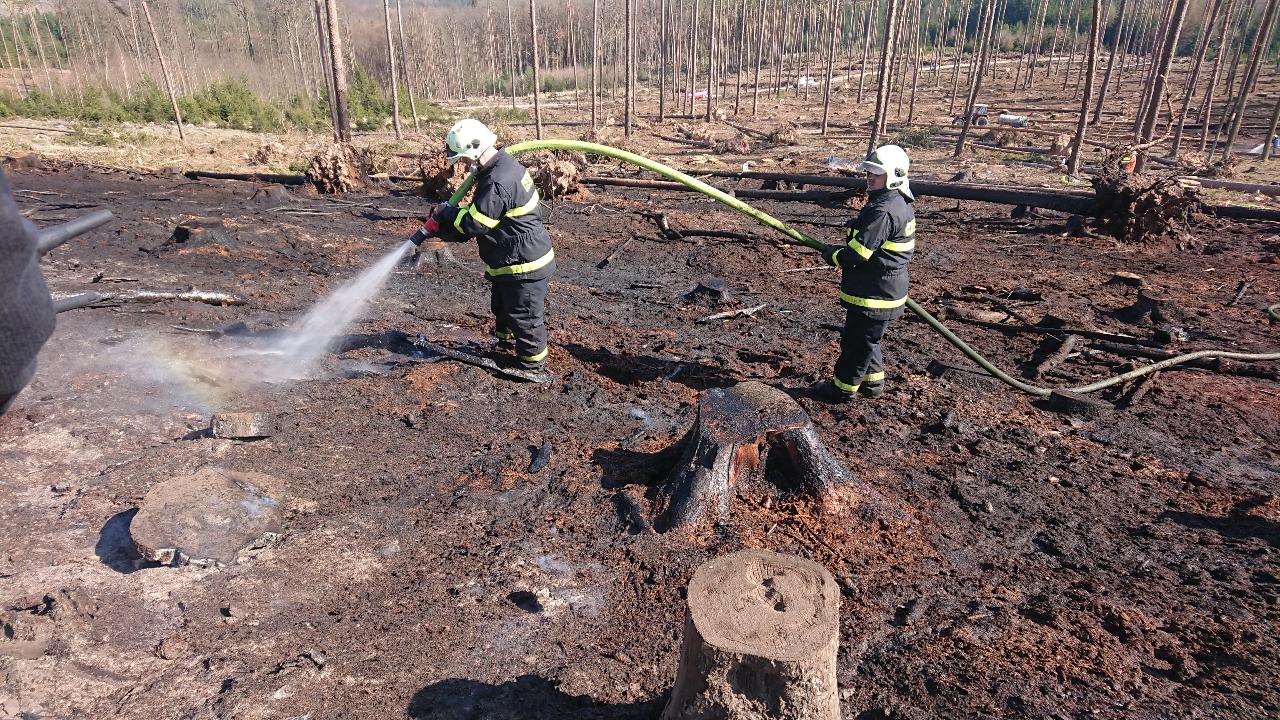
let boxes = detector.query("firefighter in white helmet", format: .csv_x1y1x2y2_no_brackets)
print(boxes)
813,144,916,403
413,119,556,380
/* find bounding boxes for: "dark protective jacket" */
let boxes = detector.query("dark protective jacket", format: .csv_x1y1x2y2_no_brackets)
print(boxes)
822,188,915,320
0,169,54,400
435,149,555,283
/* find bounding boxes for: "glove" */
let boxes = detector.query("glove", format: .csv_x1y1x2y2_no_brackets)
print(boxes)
410,206,447,246
821,244,843,267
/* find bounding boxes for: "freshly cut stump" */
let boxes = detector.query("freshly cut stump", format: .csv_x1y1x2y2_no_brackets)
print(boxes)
663,549,840,720
657,381,873,531
130,468,283,567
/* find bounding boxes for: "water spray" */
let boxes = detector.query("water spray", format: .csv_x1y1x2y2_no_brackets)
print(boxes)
449,140,1280,398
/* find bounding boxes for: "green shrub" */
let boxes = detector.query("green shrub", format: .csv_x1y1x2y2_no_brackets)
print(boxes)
889,125,939,149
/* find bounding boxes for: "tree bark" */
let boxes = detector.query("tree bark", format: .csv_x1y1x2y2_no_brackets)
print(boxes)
953,0,996,157
530,0,544,138
396,0,419,129
947,0,972,114
820,0,840,133
662,549,840,720
1168,0,1224,156
869,0,901,151
382,0,402,140
1069,0,1102,174
1090,0,1127,124
1197,0,1239,150
705,0,716,120
752,0,768,115
1221,0,1280,160
312,0,340,140
591,0,599,126
857,0,877,104
27,12,52,93
138,1,183,142
626,0,634,134
506,0,519,107
323,0,351,142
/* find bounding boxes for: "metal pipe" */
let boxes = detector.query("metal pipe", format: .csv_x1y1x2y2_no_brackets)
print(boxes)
37,209,114,256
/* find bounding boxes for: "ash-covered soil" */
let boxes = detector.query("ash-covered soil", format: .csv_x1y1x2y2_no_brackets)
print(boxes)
1,161,1278,720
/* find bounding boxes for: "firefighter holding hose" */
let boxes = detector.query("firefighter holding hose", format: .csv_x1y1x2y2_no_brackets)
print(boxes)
412,119,555,380
813,144,916,403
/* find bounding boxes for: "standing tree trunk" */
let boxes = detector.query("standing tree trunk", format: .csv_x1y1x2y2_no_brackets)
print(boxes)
27,12,52,93
1198,0,1239,150
907,0,922,122
948,0,972,114
1263,94,1280,159
953,0,996,157
1168,0,1224,156
1025,0,1051,87
868,0,901,151
396,0,419,130
820,0,839,133
1134,0,1190,173
505,0,518,108
324,0,351,142
626,0,634,134
689,0,700,114
857,0,877,104
1221,0,1280,160
752,0,768,115
530,0,544,138
705,0,716,120
1069,0,1102,174
660,0,670,120
733,0,746,114
313,0,340,140
1090,0,1126,124
383,0,402,140
591,0,599,126
138,1,184,142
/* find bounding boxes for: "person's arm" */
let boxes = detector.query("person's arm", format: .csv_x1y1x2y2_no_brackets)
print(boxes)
0,170,55,408
822,208,893,268
434,181,512,240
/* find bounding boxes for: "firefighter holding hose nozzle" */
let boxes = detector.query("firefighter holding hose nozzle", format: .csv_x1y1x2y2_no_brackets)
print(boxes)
812,144,916,404
411,119,556,381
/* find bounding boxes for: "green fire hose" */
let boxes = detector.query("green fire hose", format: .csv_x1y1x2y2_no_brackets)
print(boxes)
449,139,1280,398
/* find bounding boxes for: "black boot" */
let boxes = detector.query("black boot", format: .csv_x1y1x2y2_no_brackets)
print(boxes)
859,382,885,398
811,380,854,404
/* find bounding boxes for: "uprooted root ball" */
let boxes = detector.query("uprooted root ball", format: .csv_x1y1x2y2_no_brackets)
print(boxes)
418,147,473,202
715,135,753,155
674,122,716,144
982,128,1023,147
526,150,590,198
768,122,800,144
1091,158,1203,244
249,141,287,166
305,144,372,194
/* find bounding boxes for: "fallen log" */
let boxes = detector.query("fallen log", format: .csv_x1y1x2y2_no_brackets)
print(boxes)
184,170,307,185
663,549,841,720
52,288,248,312
1031,334,1080,379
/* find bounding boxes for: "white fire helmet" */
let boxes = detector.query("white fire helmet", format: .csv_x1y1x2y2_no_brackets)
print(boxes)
444,118,498,166
861,144,913,200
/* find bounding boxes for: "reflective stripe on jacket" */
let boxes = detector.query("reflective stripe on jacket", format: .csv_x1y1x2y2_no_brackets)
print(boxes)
435,149,556,282
828,188,914,319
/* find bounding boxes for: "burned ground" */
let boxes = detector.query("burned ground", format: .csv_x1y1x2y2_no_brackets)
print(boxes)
1,160,1278,720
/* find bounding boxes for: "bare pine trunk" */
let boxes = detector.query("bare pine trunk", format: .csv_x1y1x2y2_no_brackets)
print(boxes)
1134,0,1189,172
1168,0,1223,155
1198,0,1239,150
820,0,839,133
1090,0,1127,124
382,0,402,139
324,0,351,142
869,0,900,150
626,0,634,133
313,0,340,139
396,0,419,129
591,0,599,126
1069,0,1102,174
660,0,669,119
530,0,544,138
138,1,183,142
705,0,715,120
734,0,746,114
948,0,972,113
1221,0,1280,158
953,0,996,157
752,0,768,115
857,0,877,103
907,0,922,122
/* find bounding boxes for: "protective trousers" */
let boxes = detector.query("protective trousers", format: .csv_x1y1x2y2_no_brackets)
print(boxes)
832,310,891,394
490,277,550,366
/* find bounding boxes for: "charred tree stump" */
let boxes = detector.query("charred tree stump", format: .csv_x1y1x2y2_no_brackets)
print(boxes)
662,549,840,720
657,381,885,532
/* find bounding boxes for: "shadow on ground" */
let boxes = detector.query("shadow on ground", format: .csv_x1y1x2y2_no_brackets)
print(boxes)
407,675,663,720
95,509,144,574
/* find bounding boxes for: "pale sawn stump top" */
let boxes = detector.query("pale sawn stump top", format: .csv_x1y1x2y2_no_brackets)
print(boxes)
687,548,840,662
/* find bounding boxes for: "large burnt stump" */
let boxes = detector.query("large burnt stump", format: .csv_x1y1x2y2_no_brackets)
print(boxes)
656,381,883,532
662,549,840,720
